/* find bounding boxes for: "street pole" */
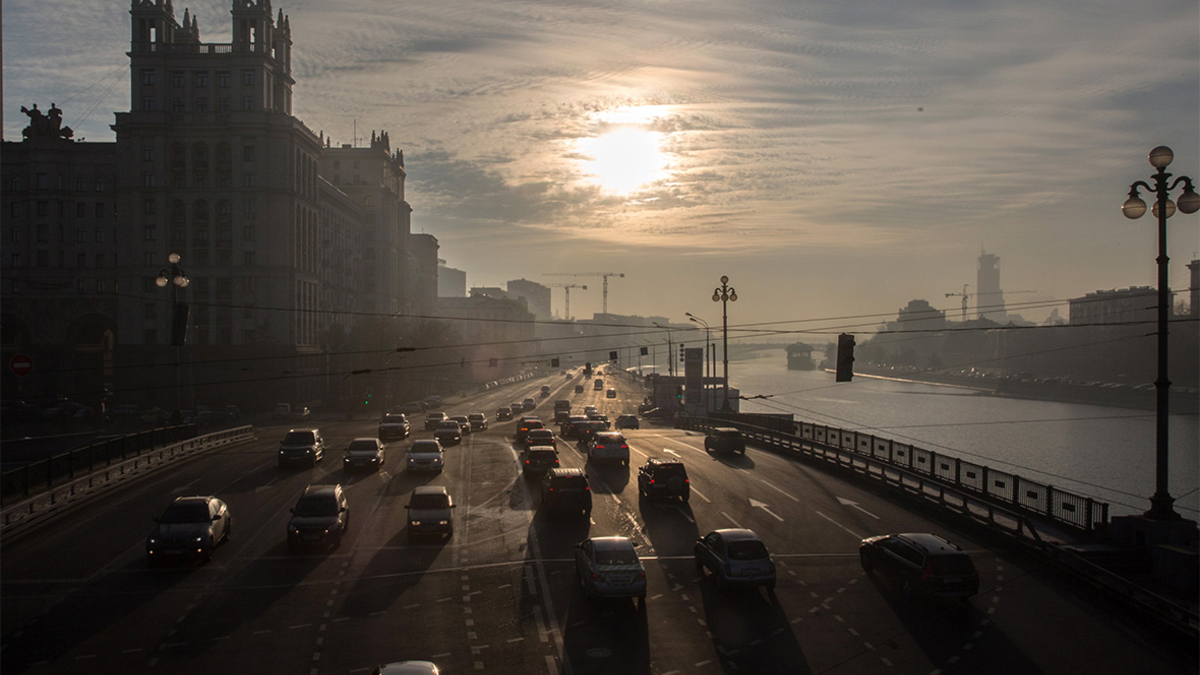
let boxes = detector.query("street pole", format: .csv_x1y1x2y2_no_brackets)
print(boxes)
711,277,737,411
1122,145,1199,520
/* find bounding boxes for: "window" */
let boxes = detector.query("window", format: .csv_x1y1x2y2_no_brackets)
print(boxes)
95,279,106,292
194,249,209,266
76,177,85,191
242,70,255,85
143,147,155,162
95,229,104,242
37,224,48,242
144,252,155,265
144,329,157,346
142,96,155,111
144,173,157,187
10,176,22,191
37,201,49,217
36,173,48,189
218,72,230,87
244,173,255,187
77,229,87,242
217,223,232,240
9,202,23,217
218,98,230,113
172,72,184,88
95,254,104,269
95,179,104,192
242,96,254,111
243,200,255,218
95,202,105,218
77,278,86,293
37,250,49,267
172,98,185,112
77,253,87,268
9,228,20,243
195,72,208,88
243,223,255,241
144,226,155,241
243,145,256,162
243,277,256,293
142,69,155,85
244,251,256,266
9,252,20,268
216,249,231,267
195,97,208,112
77,202,87,218
144,199,156,215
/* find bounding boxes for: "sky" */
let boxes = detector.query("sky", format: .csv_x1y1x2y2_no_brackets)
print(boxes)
4,0,1198,335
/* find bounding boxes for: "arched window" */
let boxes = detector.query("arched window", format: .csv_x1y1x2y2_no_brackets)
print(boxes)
192,142,209,188
193,200,210,244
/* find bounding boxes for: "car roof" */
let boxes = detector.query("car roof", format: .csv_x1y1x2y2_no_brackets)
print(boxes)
896,532,962,553
302,484,340,497
376,661,439,675
172,495,213,506
468,412,485,417
413,485,448,496
589,536,635,552
527,446,557,453
711,528,761,542
712,427,740,433
411,439,441,449
594,431,623,439
547,467,584,478
287,427,319,434
647,458,682,467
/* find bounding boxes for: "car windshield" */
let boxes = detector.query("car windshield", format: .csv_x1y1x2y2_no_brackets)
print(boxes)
595,546,638,565
529,450,557,460
382,414,405,423
439,421,459,429
727,539,769,560
348,441,378,453
160,502,210,523
293,496,338,517
717,430,741,439
283,431,315,444
411,441,440,453
410,493,449,509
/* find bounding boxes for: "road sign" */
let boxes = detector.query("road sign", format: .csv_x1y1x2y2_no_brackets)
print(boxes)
9,354,33,377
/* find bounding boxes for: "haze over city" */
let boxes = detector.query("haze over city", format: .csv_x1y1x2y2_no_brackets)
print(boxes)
4,0,1197,328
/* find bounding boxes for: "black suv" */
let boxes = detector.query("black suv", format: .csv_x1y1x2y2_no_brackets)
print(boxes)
637,458,690,501
859,532,979,603
540,468,592,515
287,484,349,552
704,427,746,454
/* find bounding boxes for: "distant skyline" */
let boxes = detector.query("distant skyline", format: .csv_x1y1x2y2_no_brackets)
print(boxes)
4,0,1198,334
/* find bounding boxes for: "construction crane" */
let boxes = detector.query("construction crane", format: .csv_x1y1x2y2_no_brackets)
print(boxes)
946,285,1039,321
544,272,625,314
545,283,587,320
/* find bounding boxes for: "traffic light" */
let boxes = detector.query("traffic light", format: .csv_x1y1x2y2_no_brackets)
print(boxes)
835,333,855,382
364,389,373,406
679,343,686,363
675,385,683,401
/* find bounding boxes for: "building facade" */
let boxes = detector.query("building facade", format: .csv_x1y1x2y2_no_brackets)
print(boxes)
976,249,1006,321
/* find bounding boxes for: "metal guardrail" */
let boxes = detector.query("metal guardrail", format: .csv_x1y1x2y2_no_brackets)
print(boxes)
680,416,1109,533
1,426,255,534
0,424,202,506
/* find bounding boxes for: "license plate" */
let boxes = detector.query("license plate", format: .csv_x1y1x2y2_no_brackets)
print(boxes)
302,535,319,542
742,568,761,577
608,576,630,585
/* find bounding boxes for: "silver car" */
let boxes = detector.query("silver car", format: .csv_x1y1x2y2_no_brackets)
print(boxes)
406,439,445,472
146,495,231,565
406,486,455,540
574,536,647,606
694,529,776,592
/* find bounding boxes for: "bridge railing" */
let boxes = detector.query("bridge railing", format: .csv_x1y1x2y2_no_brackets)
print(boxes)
681,416,1109,533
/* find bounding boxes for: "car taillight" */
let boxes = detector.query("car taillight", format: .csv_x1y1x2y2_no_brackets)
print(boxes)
621,445,628,449
584,486,590,491
637,570,646,579
685,478,690,483
591,572,603,581
525,459,530,464
553,459,560,466
649,478,655,484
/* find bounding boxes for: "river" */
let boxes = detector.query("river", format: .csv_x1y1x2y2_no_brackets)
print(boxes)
725,349,1199,519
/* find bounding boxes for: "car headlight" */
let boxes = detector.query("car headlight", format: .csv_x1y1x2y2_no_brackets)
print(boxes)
438,520,449,525
410,520,421,526
193,536,204,543
288,524,299,533
148,537,157,545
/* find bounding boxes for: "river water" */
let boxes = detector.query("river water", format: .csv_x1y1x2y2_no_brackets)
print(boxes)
726,350,1199,519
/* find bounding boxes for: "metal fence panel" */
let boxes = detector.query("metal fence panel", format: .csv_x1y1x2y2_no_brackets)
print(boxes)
1017,477,1048,514
1053,491,1089,528
873,438,890,460
800,423,814,441
911,447,933,475
959,460,985,492
987,468,1014,502
856,433,873,456
934,454,957,482
892,442,910,467
815,426,828,445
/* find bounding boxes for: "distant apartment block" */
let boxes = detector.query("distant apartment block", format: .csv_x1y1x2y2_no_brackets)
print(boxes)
438,264,467,298
1069,286,1166,326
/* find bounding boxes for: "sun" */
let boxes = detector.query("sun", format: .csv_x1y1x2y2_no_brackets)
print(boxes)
577,125,668,194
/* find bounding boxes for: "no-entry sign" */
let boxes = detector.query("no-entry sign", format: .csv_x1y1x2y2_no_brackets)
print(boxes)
9,354,33,377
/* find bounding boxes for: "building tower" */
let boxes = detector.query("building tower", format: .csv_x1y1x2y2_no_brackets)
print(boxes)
976,249,1006,322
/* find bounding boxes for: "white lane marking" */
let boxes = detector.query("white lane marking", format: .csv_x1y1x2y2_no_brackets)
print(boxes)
673,505,695,523
759,479,801,502
663,448,680,457
749,498,784,522
533,605,550,643
814,510,862,539
689,486,711,503
835,496,880,519
721,511,743,528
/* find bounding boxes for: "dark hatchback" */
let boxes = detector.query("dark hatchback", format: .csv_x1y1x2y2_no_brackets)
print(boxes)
860,532,979,603
287,484,350,552
541,468,592,515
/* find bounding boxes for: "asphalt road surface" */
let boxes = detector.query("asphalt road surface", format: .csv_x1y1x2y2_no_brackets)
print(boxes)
2,366,1194,674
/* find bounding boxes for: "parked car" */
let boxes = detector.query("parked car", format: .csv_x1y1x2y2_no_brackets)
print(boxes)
575,536,646,605
146,495,231,565
377,413,411,441
287,484,349,552
272,403,291,419
497,407,513,421
467,412,488,431
522,446,560,475
637,458,689,501
615,414,640,430
704,427,746,454
406,485,455,540
541,468,592,515
588,432,630,465
424,411,447,431
859,533,980,603
694,529,775,591
434,420,462,445
406,439,445,472
289,406,311,421
278,428,325,468
343,437,386,472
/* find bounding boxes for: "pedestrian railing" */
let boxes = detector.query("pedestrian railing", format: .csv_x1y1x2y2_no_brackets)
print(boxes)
679,416,1109,533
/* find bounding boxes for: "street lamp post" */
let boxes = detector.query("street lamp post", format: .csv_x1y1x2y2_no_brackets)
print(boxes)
155,253,190,419
1121,145,1199,520
711,276,737,411
686,313,712,414
653,322,675,377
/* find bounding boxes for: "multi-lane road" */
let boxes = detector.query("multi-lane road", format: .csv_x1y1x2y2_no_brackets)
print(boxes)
2,368,1194,674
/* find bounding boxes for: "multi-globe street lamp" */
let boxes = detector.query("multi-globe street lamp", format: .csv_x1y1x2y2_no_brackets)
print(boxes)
686,313,712,414
711,276,737,411
1121,145,1199,520
155,253,190,419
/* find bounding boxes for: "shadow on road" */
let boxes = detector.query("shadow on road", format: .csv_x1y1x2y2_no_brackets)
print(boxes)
698,574,812,674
